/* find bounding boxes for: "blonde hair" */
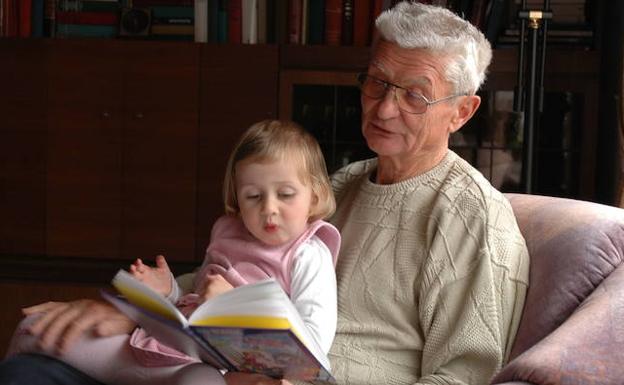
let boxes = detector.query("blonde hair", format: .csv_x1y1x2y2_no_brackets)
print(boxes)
223,120,335,221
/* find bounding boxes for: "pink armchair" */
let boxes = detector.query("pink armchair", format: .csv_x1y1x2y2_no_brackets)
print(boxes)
492,194,624,385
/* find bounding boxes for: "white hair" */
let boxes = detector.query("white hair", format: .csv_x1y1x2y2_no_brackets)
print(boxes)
375,1,492,95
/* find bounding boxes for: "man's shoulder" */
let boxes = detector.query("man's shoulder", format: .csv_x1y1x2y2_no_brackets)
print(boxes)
438,152,514,220
330,158,376,195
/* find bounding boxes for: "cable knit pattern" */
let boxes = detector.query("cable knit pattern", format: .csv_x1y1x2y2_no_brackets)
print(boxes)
314,151,529,385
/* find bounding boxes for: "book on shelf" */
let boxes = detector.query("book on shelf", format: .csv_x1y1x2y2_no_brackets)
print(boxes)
324,0,341,45
102,270,334,382
56,11,119,25
228,0,242,43
56,23,117,37
58,0,120,12
353,0,371,46
194,0,208,42
341,0,353,45
242,0,258,44
307,0,324,44
288,0,303,44
257,0,267,43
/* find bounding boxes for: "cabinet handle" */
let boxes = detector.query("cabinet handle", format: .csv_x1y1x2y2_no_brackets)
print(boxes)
101,112,111,119
134,112,144,119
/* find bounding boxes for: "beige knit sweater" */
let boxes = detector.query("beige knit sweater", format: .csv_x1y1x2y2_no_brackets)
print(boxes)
315,151,529,385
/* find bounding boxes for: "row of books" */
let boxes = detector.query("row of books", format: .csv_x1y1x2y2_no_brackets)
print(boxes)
0,0,595,46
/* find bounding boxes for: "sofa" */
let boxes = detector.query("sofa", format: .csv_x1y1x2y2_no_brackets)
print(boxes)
492,194,624,385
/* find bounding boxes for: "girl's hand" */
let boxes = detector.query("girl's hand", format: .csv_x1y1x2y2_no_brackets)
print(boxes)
129,254,173,296
199,274,234,301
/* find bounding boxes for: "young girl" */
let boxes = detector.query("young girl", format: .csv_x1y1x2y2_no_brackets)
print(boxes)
8,120,340,385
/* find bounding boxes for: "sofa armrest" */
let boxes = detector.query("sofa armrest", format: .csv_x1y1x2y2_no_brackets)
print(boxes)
491,263,624,385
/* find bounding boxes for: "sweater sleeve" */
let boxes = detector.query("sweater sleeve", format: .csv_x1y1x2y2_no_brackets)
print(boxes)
289,236,338,355
417,194,529,385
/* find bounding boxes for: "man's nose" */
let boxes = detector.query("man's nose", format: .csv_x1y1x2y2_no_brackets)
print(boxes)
376,87,401,118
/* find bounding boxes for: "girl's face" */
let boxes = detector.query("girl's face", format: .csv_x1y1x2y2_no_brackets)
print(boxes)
235,157,315,246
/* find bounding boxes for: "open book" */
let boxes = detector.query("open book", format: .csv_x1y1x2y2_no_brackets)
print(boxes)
101,270,334,382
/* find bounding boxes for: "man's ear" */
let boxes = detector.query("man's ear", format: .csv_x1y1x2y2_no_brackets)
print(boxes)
449,95,481,133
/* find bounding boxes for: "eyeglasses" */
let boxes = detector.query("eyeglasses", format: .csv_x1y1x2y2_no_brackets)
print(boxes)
356,73,467,114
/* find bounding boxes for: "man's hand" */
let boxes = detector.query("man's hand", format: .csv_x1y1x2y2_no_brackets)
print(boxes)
22,299,136,354
224,372,293,385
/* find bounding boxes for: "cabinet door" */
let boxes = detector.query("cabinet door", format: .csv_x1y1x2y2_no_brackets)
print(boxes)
46,40,124,258
121,43,200,263
196,45,279,259
0,40,47,255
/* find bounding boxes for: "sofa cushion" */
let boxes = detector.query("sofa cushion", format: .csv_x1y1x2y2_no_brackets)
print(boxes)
492,263,624,384
503,194,624,359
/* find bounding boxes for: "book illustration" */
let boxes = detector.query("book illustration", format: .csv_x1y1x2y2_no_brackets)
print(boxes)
103,269,334,382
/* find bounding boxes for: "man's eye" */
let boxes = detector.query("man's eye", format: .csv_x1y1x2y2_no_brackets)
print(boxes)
405,91,426,104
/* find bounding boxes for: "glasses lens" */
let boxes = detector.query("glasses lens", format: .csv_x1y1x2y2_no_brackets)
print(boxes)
358,74,386,99
399,90,428,114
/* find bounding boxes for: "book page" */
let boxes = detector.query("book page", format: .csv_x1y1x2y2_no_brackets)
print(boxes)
111,269,187,325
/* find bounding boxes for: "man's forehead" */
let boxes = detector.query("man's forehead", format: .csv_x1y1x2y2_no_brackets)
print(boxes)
370,59,433,88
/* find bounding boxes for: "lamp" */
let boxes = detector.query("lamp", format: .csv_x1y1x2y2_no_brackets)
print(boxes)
514,1,553,193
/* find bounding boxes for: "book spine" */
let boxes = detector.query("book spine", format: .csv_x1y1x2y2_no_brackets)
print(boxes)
151,24,194,35
300,0,307,44
56,11,119,25
341,0,353,45
55,23,117,37
132,0,194,6
217,0,227,43
153,17,194,25
7,0,18,37
324,0,341,46
31,0,45,37
19,0,33,37
43,0,55,37
58,0,120,12
208,0,219,42
228,0,242,43
194,0,208,42
241,0,257,44
484,0,506,46
353,0,371,46
288,0,302,44
150,5,195,19
0,0,4,37
307,0,324,45
469,0,487,31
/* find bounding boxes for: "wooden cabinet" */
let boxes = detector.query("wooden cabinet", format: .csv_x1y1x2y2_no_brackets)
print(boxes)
121,42,199,263
0,40,279,267
46,40,200,262
0,40,47,256
196,45,279,258
46,40,124,259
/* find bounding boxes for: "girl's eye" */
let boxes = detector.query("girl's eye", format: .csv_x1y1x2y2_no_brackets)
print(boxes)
245,194,261,200
278,192,295,199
